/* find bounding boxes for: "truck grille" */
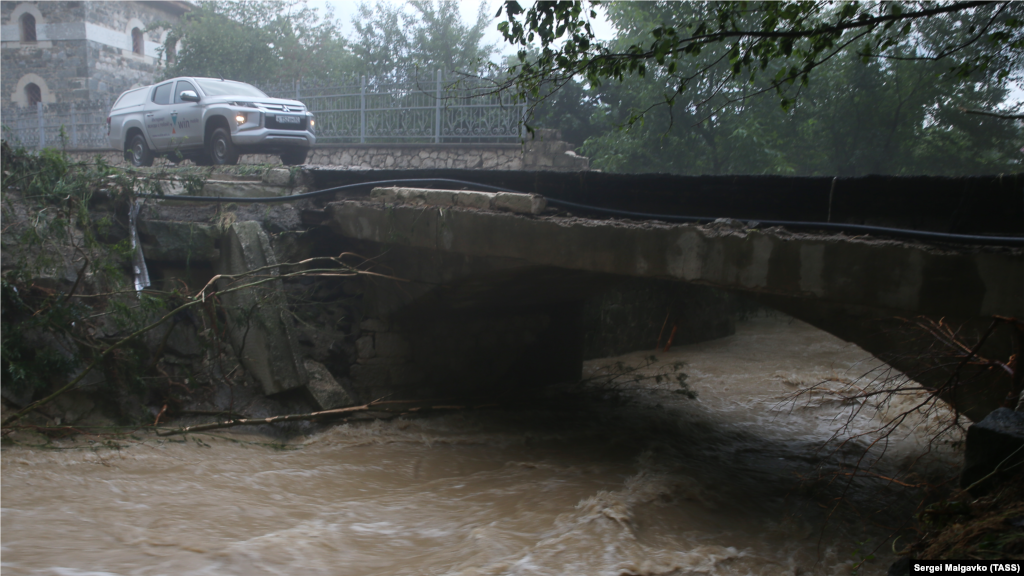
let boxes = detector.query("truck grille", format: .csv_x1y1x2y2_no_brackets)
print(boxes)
266,115,308,131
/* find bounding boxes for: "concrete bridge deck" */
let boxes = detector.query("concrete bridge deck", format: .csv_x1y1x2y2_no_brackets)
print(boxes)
138,169,1024,421
326,190,1021,321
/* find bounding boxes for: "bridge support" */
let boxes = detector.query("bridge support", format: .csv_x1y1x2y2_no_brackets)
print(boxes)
216,222,309,397
758,294,1017,422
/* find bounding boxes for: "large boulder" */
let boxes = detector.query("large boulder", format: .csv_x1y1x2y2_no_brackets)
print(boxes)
960,407,1024,496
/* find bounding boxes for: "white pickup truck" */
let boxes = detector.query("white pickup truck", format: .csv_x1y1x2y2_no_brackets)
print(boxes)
107,77,315,166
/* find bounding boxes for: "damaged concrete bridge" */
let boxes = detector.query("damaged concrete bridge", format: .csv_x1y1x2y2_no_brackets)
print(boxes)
138,170,1023,422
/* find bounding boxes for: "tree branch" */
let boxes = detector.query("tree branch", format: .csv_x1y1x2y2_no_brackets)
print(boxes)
960,107,1024,120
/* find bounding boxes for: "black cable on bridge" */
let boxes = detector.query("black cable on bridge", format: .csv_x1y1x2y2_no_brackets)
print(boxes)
137,177,1024,247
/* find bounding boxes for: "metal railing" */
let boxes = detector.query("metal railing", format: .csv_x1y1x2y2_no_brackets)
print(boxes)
259,71,527,144
0,73,527,150
1,99,111,150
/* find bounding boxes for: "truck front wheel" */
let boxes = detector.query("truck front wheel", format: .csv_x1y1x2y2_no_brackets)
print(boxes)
208,127,239,165
128,133,154,167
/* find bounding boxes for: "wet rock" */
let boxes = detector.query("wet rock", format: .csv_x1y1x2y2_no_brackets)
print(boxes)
164,321,203,358
304,359,355,410
960,408,1024,496
711,218,745,229
202,181,289,198
138,220,220,262
359,318,389,332
887,557,911,576
356,335,375,359
52,391,96,425
374,333,411,358
492,192,547,215
263,168,293,187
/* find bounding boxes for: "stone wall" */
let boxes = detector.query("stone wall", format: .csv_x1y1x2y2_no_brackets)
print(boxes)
63,129,592,172
81,2,180,99
304,144,526,171
582,279,737,360
1,1,183,106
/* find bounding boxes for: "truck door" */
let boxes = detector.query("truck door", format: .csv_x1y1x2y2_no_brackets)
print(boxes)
169,80,204,151
145,82,175,150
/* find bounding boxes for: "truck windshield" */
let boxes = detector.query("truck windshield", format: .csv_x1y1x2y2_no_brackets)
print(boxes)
195,79,267,98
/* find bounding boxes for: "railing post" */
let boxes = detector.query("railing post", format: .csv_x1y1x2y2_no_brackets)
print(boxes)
37,102,45,150
360,76,366,144
520,97,528,141
434,69,442,144
71,103,78,148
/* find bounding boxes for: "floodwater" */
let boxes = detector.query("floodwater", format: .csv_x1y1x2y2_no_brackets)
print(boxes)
1,316,961,576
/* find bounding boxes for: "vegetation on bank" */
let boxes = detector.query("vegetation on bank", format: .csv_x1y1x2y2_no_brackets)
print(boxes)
0,143,354,431
906,472,1024,561
1,143,147,410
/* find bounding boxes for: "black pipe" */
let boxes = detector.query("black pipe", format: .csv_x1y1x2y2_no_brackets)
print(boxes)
137,177,1024,247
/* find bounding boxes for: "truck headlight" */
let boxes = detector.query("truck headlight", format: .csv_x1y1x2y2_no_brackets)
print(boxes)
235,113,247,125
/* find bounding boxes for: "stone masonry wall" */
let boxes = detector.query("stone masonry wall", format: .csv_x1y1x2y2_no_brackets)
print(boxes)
82,1,179,99
2,1,182,106
1,38,90,104
2,0,90,105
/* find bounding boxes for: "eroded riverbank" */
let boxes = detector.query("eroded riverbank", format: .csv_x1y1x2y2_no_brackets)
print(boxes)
1,316,962,576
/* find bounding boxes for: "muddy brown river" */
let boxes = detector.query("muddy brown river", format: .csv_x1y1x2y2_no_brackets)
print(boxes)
1,316,960,575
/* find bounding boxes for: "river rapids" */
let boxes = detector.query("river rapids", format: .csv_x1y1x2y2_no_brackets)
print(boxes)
1,315,961,575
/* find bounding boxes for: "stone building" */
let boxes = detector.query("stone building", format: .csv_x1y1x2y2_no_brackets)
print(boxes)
1,1,190,108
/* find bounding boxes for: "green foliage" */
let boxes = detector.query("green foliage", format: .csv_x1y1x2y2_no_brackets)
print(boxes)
0,279,79,397
524,2,1023,176
0,143,161,413
158,1,353,84
497,1,1024,111
159,0,496,84
350,0,496,81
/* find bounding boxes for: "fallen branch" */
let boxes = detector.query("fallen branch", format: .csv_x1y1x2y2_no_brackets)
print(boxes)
155,401,387,435
154,400,501,436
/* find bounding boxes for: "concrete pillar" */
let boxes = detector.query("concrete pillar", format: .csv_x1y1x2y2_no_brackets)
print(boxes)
216,221,308,396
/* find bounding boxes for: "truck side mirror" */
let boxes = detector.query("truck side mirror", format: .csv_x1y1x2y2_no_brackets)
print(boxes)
180,90,200,103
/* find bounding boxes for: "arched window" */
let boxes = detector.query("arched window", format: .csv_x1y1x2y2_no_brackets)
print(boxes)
20,13,36,42
131,28,144,55
25,83,41,107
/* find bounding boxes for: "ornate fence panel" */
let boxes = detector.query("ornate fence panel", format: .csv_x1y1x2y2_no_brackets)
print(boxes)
1,99,111,150
0,74,526,150
261,72,526,144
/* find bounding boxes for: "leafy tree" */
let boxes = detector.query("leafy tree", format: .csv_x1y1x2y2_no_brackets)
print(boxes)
496,1,1024,113
159,1,353,84
577,49,1024,175
350,0,497,82
350,2,413,82
520,2,1022,175
408,1,496,76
